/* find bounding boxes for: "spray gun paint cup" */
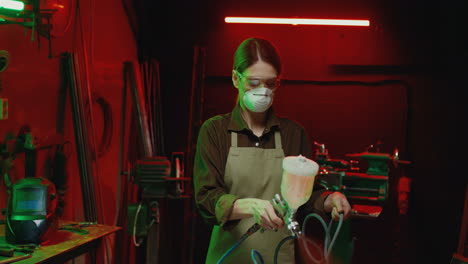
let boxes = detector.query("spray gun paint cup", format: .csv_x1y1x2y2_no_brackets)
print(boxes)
281,155,319,211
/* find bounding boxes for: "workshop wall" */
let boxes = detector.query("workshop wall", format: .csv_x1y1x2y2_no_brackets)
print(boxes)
0,0,137,241
160,0,417,159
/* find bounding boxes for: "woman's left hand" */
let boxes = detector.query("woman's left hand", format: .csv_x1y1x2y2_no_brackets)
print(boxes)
324,192,352,221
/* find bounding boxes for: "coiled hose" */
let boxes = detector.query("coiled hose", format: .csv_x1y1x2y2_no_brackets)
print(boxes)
217,212,344,264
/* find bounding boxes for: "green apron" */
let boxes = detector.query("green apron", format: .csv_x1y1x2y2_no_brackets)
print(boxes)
206,131,295,264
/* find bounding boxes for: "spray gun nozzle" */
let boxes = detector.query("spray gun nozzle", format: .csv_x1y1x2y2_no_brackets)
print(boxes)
287,219,302,237
272,193,302,237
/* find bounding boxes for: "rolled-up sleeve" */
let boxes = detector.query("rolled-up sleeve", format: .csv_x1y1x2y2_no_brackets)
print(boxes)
193,120,239,227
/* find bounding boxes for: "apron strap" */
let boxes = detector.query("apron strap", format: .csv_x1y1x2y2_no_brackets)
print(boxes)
274,131,282,149
231,132,238,147
230,132,240,156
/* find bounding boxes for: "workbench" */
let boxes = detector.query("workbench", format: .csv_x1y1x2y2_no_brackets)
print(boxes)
0,220,121,264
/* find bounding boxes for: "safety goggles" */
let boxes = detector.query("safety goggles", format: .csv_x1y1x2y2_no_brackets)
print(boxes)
236,71,281,90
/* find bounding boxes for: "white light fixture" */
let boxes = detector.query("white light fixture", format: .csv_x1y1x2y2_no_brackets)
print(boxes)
225,17,370,27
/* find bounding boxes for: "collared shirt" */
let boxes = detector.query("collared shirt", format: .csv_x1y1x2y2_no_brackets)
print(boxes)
193,104,330,227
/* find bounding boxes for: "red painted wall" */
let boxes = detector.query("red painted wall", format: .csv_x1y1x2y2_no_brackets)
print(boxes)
202,16,410,157
0,0,136,243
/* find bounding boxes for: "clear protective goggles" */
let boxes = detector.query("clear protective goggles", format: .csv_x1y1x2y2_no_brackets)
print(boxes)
236,71,281,90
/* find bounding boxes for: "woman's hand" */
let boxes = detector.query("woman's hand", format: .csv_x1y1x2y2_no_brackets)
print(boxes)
231,198,284,230
324,192,352,221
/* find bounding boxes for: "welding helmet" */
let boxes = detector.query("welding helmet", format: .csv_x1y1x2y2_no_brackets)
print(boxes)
6,177,57,245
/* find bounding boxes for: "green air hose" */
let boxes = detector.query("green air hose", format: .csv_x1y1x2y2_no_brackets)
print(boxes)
217,212,344,264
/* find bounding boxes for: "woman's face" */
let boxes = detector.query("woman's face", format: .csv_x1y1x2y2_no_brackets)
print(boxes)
233,60,280,109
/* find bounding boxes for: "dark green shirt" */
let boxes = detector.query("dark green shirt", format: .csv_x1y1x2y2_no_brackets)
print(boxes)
194,104,330,227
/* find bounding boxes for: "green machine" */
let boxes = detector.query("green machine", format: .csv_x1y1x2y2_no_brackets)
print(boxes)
343,152,393,212
315,142,410,217
313,141,410,264
126,154,191,242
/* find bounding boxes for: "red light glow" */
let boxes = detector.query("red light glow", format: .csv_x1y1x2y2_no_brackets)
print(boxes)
52,4,65,9
225,17,370,27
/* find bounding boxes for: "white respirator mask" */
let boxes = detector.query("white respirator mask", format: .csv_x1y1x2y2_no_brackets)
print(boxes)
242,87,274,113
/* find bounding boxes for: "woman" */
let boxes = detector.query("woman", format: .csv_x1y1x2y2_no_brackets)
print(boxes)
194,37,351,264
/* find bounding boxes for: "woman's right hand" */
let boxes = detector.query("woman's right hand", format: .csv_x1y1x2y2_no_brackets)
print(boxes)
231,198,284,230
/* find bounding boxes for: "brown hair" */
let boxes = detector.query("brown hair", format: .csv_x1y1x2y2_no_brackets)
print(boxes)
233,38,282,75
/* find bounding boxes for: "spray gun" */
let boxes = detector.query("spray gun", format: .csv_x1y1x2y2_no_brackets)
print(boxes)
272,193,302,237
244,191,304,239
246,155,318,237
